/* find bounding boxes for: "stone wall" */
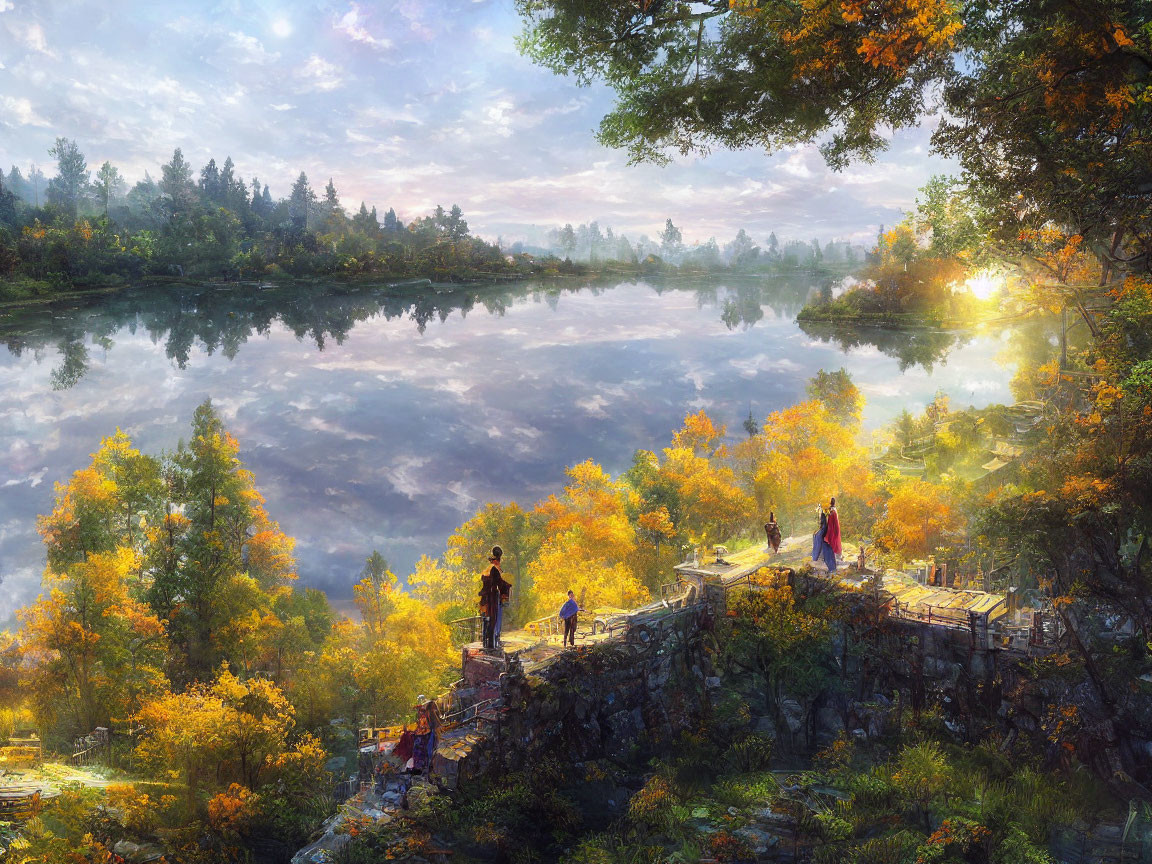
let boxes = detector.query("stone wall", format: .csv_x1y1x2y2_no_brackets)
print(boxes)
433,604,716,789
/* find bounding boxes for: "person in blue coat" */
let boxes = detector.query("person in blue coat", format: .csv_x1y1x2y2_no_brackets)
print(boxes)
811,505,837,573
559,590,580,647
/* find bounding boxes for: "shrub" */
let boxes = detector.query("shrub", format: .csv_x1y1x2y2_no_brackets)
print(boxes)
726,733,774,773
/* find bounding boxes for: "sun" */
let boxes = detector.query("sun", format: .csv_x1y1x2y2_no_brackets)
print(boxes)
963,270,1003,300
271,17,293,38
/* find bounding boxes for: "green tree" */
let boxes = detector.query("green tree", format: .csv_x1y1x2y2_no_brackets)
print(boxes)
199,158,222,202
94,161,124,218
322,178,345,231
289,172,316,227
46,137,89,217
659,218,683,258
558,222,576,258
160,147,196,211
806,368,864,424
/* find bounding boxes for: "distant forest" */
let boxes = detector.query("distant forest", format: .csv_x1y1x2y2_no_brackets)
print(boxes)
533,220,861,271
0,138,861,297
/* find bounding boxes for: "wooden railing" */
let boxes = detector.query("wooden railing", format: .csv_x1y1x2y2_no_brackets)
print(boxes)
449,615,483,645
524,614,563,639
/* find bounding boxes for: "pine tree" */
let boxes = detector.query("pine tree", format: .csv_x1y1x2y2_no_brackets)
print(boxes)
6,165,28,202
288,172,315,227
199,158,221,202
250,177,263,215
160,148,196,210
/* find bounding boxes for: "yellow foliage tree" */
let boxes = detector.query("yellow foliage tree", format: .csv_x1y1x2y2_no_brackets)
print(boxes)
729,400,873,538
135,667,298,791
528,461,648,616
872,477,964,564
20,546,167,735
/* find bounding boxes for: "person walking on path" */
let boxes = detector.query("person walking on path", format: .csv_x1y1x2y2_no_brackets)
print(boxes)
764,512,782,554
479,546,511,650
559,589,580,647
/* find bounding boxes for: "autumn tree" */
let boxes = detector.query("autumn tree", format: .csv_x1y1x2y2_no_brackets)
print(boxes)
654,413,754,551
353,551,397,639
516,0,961,169
729,400,873,539
528,460,648,616
135,667,315,791
516,0,1150,277
872,477,964,564
20,547,167,737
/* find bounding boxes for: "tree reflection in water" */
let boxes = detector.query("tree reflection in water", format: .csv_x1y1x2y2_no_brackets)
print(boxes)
1,272,830,389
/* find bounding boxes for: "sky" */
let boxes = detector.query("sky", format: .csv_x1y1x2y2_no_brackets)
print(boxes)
0,0,952,247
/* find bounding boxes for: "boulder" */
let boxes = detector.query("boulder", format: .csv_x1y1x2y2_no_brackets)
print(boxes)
111,841,165,863
736,825,779,854
815,701,845,737
779,699,805,735
752,716,775,735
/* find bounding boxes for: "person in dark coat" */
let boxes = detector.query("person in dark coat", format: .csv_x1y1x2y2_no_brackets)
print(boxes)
479,545,511,650
764,512,782,553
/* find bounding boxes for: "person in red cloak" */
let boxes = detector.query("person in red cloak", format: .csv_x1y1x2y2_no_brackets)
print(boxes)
824,496,842,558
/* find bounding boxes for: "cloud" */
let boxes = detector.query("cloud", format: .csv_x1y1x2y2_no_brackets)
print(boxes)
1,468,46,488
576,394,609,417
0,0,12,12
729,354,802,378
0,0,947,247
335,5,392,51
224,31,280,65
296,54,345,92
379,454,431,499
0,95,47,126
12,20,51,54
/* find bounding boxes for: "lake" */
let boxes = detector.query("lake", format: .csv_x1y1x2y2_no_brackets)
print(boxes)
0,275,1023,618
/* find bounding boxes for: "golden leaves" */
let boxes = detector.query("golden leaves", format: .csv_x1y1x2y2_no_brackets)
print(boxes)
777,0,962,77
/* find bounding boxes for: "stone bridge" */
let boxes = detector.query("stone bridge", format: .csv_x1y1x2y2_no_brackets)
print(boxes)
293,541,1059,863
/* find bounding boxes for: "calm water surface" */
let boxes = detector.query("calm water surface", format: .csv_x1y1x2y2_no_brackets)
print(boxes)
0,276,1019,617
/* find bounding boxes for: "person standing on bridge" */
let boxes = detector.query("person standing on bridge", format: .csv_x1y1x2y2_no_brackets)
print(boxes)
411,695,440,776
559,589,580,647
479,546,511,651
811,505,837,573
825,497,842,559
